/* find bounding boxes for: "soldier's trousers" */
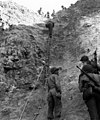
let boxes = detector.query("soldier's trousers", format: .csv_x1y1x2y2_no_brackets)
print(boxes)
47,91,62,120
85,92,100,120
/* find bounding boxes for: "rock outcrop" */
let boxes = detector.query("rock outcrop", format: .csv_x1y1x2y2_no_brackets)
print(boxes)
0,1,47,26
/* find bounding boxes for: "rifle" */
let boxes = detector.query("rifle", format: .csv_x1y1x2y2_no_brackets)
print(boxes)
93,48,99,74
76,65,99,86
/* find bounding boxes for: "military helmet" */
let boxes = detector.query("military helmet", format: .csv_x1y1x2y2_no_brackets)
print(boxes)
80,55,89,62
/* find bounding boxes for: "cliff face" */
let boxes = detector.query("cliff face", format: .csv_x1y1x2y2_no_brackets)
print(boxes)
46,0,100,78
0,0,100,70
0,1,48,87
52,0,100,64
0,1,47,26
50,0,100,120
77,12,100,60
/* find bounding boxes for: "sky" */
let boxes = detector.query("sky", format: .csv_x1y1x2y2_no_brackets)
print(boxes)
2,0,78,13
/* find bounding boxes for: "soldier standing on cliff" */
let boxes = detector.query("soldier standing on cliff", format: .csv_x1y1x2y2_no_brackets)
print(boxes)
47,67,62,120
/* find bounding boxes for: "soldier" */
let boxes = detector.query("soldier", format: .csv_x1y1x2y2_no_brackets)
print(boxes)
46,12,50,19
79,55,100,120
61,5,67,10
51,10,55,18
80,55,100,74
38,7,42,15
47,67,62,120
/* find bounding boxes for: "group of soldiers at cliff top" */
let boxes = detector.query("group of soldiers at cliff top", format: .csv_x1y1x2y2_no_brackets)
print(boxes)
37,5,67,19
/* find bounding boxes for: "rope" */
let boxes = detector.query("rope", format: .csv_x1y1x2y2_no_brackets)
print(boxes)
19,21,54,120
18,67,44,120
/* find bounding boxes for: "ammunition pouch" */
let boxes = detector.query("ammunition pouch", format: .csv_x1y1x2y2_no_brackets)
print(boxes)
48,88,61,100
56,92,61,98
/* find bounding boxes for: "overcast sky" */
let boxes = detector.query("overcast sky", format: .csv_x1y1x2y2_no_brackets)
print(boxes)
3,0,78,13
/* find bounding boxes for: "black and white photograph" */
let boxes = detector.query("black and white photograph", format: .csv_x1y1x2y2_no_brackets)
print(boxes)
0,0,99,120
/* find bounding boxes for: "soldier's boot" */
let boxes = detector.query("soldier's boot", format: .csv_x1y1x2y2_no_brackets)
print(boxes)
94,92,100,119
47,114,54,120
85,97,99,120
47,93,54,120
54,96,62,119
47,119,54,120
47,106,54,120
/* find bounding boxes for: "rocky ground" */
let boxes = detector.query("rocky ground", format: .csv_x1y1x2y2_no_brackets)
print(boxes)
0,86,47,120
0,68,90,120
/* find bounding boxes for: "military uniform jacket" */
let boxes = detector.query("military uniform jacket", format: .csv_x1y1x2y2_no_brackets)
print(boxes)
79,73,100,92
47,74,61,94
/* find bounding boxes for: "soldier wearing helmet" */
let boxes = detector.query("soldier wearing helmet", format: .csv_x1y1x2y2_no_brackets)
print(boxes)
47,67,62,120
79,55,100,120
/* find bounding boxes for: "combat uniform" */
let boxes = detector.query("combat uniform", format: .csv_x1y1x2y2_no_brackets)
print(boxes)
79,62,100,120
47,73,62,120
